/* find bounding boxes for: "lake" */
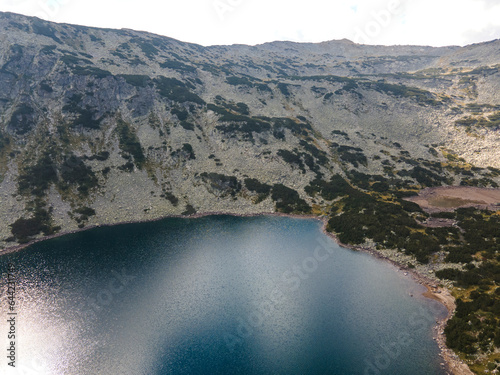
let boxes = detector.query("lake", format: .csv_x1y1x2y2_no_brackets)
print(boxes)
0,215,447,374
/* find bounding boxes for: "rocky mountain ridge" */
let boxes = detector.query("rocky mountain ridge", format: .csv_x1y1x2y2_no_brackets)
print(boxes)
0,11,499,250
2,11,500,373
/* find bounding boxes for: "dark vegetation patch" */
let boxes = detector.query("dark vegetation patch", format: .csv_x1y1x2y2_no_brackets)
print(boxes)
71,206,96,225
154,76,204,104
370,81,440,105
171,143,195,160
434,209,500,355
40,82,53,93
305,175,352,200
331,130,348,137
277,83,291,96
290,75,439,105
118,74,150,87
332,145,367,168
10,203,59,243
85,151,110,161
116,118,145,168
244,178,272,194
130,38,159,58
305,173,453,263
278,149,305,172
160,60,196,72
63,95,102,129
31,18,61,43
71,66,111,78
0,132,10,152
71,108,101,129
214,98,250,115
290,75,355,84
180,121,195,131
118,161,134,172
60,54,94,66
226,76,254,87
164,192,179,206
244,178,272,203
335,80,361,96
208,104,271,142
59,154,98,196
455,112,500,129
409,166,451,187
40,45,57,55
182,204,196,215
460,177,499,188
200,172,241,196
18,153,58,197
8,104,35,135
171,107,189,121
272,118,312,138
74,206,96,217
326,187,434,262
271,184,310,214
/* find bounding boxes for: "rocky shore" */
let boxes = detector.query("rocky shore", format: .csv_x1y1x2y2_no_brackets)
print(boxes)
318,219,473,375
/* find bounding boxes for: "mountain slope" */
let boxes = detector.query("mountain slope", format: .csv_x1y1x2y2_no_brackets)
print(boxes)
0,11,499,247
1,11,500,373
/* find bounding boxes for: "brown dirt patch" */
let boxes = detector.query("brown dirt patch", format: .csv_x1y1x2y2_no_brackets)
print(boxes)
405,186,500,213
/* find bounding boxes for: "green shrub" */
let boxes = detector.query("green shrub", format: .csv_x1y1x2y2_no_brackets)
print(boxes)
118,74,150,87
61,54,93,66
182,143,195,160
305,175,353,200
116,119,145,168
0,132,10,152
164,192,179,206
278,149,305,172
154,76,204,104
87,151,110,161
32,19,61,43
72,108,101,129
277,83,291,96
244,178,272,194
10,204,58,242
75,206,96,216
71,66,111,78
333,145,367,168
18,153,58,197
131,38,159,58
226,76,254,87
60,155,98,195
182,204,196,215
160,60,196,72
200,172,241,196
271,184,310,214
171,107,189,121
209,104,271,141
180,121,195,131
40,82,53,93
8,104,35,135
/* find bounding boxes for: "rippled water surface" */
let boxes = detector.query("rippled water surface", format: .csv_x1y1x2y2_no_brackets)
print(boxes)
0,215,447,374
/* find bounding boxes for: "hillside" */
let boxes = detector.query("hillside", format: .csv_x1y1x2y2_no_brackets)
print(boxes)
0,12,500,373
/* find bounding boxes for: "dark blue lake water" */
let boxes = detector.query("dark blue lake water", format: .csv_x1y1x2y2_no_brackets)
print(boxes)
0,215,447,375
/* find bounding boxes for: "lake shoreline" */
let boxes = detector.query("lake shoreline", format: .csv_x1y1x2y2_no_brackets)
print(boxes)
0,210,472,375
317,219,472,375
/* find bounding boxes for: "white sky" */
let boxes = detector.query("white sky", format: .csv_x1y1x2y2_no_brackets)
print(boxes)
0,0,499,47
